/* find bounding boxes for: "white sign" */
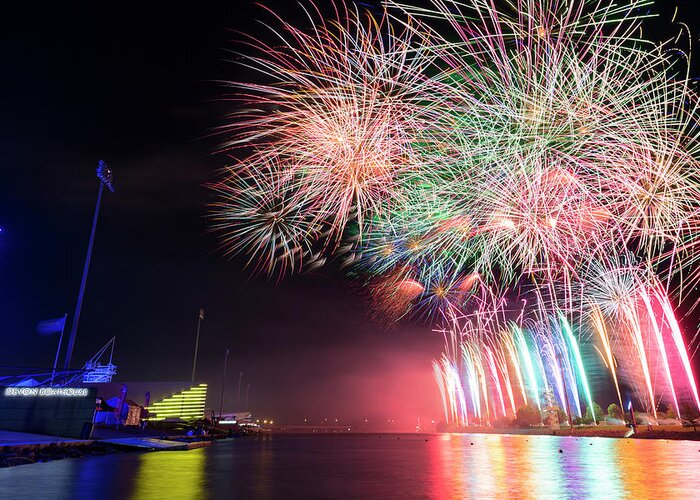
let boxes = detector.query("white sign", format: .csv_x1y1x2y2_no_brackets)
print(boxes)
3,387,89,397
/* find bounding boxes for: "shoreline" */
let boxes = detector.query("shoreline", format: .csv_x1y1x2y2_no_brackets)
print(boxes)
268,425,700,442
3,425,699,468
0,430,222,468
0,436,222,468
0,440,130,468
436,424,700,442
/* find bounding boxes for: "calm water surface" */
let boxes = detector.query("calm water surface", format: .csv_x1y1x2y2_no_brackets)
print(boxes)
1,433,699,499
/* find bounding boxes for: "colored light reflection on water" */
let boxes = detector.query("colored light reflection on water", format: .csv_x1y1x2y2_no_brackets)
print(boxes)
1,434,700,499
429,433,700,498
131,446,206,499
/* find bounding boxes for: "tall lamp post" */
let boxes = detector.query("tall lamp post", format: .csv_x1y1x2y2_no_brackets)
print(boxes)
219,348,230,418
64,161,115,370
191,308,205,382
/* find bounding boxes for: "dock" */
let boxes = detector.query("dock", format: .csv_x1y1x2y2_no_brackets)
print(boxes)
99,437,211,451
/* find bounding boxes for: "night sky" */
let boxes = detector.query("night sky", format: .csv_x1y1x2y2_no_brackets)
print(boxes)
1,1,698,428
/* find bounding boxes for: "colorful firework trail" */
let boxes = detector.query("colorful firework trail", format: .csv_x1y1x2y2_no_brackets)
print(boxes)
211,0,700,422
213,2,436,264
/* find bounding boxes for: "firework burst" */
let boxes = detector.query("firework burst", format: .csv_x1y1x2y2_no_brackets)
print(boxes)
212,0,700,421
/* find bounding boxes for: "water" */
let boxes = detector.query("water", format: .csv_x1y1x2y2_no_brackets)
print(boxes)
1,433,699,499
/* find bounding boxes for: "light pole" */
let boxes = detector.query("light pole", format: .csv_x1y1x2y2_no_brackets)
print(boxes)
191,308,205,382
219,348,230,418
64,161,114,370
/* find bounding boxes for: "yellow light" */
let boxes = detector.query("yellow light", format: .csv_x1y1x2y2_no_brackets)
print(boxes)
145,384,208,421
134,441,205,497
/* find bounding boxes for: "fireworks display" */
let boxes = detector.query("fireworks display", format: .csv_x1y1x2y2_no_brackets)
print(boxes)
212,0,700,424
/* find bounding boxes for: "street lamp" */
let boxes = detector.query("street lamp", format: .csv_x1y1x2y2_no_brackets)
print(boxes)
64,161,115,370
219,348,230,418
191,308,205,382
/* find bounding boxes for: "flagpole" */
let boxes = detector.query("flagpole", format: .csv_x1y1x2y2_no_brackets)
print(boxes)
50,313,68,386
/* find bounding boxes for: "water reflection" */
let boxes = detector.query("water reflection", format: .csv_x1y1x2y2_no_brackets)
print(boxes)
576,438,622,497
2,434,700,499
524,435,565,497
130,448,206,500
428,433,700,498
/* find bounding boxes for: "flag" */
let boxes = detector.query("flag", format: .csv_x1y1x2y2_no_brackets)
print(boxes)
199,308,205,320
37,316,66,335
115,384,128,419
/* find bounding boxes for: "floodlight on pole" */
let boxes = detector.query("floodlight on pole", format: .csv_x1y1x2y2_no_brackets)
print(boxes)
219,348,230,418
191,308,205,382
64,161,115,370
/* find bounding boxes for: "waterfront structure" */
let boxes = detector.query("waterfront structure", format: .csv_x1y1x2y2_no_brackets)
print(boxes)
145,383,208,422
81,337,117,384
0,386,97,438
92,382,208,423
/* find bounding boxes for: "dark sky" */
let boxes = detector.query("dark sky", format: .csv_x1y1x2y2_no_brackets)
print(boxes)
0,1,698,428
0,0,444,428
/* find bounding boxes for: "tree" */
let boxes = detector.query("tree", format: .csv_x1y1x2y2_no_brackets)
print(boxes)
607,403,623,421
493,417,511,429
585,403,604,424
555,406,568,424
516,404,542,427
681,403,700,431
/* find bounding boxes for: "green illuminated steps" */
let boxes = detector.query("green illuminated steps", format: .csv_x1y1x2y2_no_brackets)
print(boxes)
146,384,208,421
